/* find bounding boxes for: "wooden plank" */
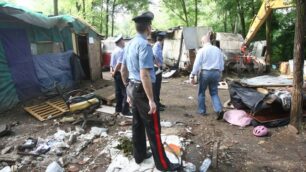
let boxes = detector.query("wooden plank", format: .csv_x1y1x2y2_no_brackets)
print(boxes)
94,85,115,102
212,140,220,169
0,154,19,162
88,37,102,81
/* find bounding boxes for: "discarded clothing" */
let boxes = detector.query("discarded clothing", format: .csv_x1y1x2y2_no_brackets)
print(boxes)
223,110,252,127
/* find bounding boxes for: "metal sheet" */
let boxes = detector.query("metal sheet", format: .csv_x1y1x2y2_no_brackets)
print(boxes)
240,75,293,87
182,26,211,49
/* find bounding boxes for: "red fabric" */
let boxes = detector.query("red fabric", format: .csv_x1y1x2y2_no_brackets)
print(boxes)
152,111,168,169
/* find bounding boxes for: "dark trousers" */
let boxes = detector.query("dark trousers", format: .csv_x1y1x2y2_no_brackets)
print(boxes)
127,81,171,171
114,72,129,115
154,72,162,106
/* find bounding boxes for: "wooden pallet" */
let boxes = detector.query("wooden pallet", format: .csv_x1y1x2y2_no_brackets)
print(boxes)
24,99,69,121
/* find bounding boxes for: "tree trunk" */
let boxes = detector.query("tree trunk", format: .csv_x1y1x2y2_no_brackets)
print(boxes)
265,11,272,72
252,0,255,16
195,0,198,26
82,0,86,19
111,0,117,37
290,0,305,133
224,12,227,32
106,0,109,37
236,0,246,37
181,0,189,26
53,0,58,16
100,0,104,34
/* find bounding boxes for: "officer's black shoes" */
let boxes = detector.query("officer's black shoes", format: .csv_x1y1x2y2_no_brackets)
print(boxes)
216,111,224,120
145,152,152,159
159,106,165,111
159,103,166,108
164,163,182,171
135,152,152,164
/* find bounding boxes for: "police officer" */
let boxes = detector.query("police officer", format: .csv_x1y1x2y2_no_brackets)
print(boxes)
153,32,166,111
110,35,130,117
121,11,181,171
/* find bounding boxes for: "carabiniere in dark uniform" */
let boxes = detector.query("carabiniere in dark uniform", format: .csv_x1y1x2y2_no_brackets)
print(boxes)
120,11,182,171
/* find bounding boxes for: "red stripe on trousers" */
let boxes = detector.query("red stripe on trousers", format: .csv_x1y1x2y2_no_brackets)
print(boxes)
152,111,168,170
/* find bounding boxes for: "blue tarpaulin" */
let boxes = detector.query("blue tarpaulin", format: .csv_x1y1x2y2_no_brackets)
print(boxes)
33,51,75,93
0,29,41,101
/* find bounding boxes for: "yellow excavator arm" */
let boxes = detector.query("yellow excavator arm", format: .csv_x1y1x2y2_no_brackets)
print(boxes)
244,0,293,45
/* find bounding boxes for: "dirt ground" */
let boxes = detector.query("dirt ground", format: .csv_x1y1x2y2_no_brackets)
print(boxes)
0,73,306,172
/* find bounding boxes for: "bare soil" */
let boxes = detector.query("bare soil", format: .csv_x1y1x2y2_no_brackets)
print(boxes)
0,74,306,172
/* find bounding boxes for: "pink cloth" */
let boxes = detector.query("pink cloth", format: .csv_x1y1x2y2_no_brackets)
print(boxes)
223,110,252,127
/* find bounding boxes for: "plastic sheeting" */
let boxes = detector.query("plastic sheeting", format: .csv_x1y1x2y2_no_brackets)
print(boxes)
229,82,265,113
0,2,100,38
33,51,76,93
0,41,19,113
0,29,41,101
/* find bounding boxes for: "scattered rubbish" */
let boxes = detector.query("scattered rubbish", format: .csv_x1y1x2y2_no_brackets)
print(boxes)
162,70,176,78
1,146,13,155
96,105,116,115
274,90,291,111
60,117,76,123
30,143,50,155
223,110,252,127
0,125,11,137
90,127,108,137
0,154,20,163
199,156,211,172
67,164,79,172
104,133,187,171
74,140,91,156
183,113,193,118
119,120,132,126
185,127,194,136
183,162,196,172
196,145,200,148
165,143,182,156
256,88,269,95
160,121,174,128
188,96,194,100
17,138,37,152
46,161,64,172
258,140,266,145
54,129,70,141
0,166,11,172
78,157,90,165
223,99,234,109
218,81,228,89
253,126,268,137
67,134,77,145
162,80,169,83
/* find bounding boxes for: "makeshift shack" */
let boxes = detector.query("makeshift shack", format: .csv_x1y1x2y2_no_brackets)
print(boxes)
162,27,245,71
0,2,103,112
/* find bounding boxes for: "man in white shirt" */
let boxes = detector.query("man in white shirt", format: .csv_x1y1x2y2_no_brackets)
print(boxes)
190,32,224,120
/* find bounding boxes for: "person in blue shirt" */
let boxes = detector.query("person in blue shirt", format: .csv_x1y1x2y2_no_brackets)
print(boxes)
190,32,224,120
153,32,166,111
109,35,131,117
120,11,181,171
